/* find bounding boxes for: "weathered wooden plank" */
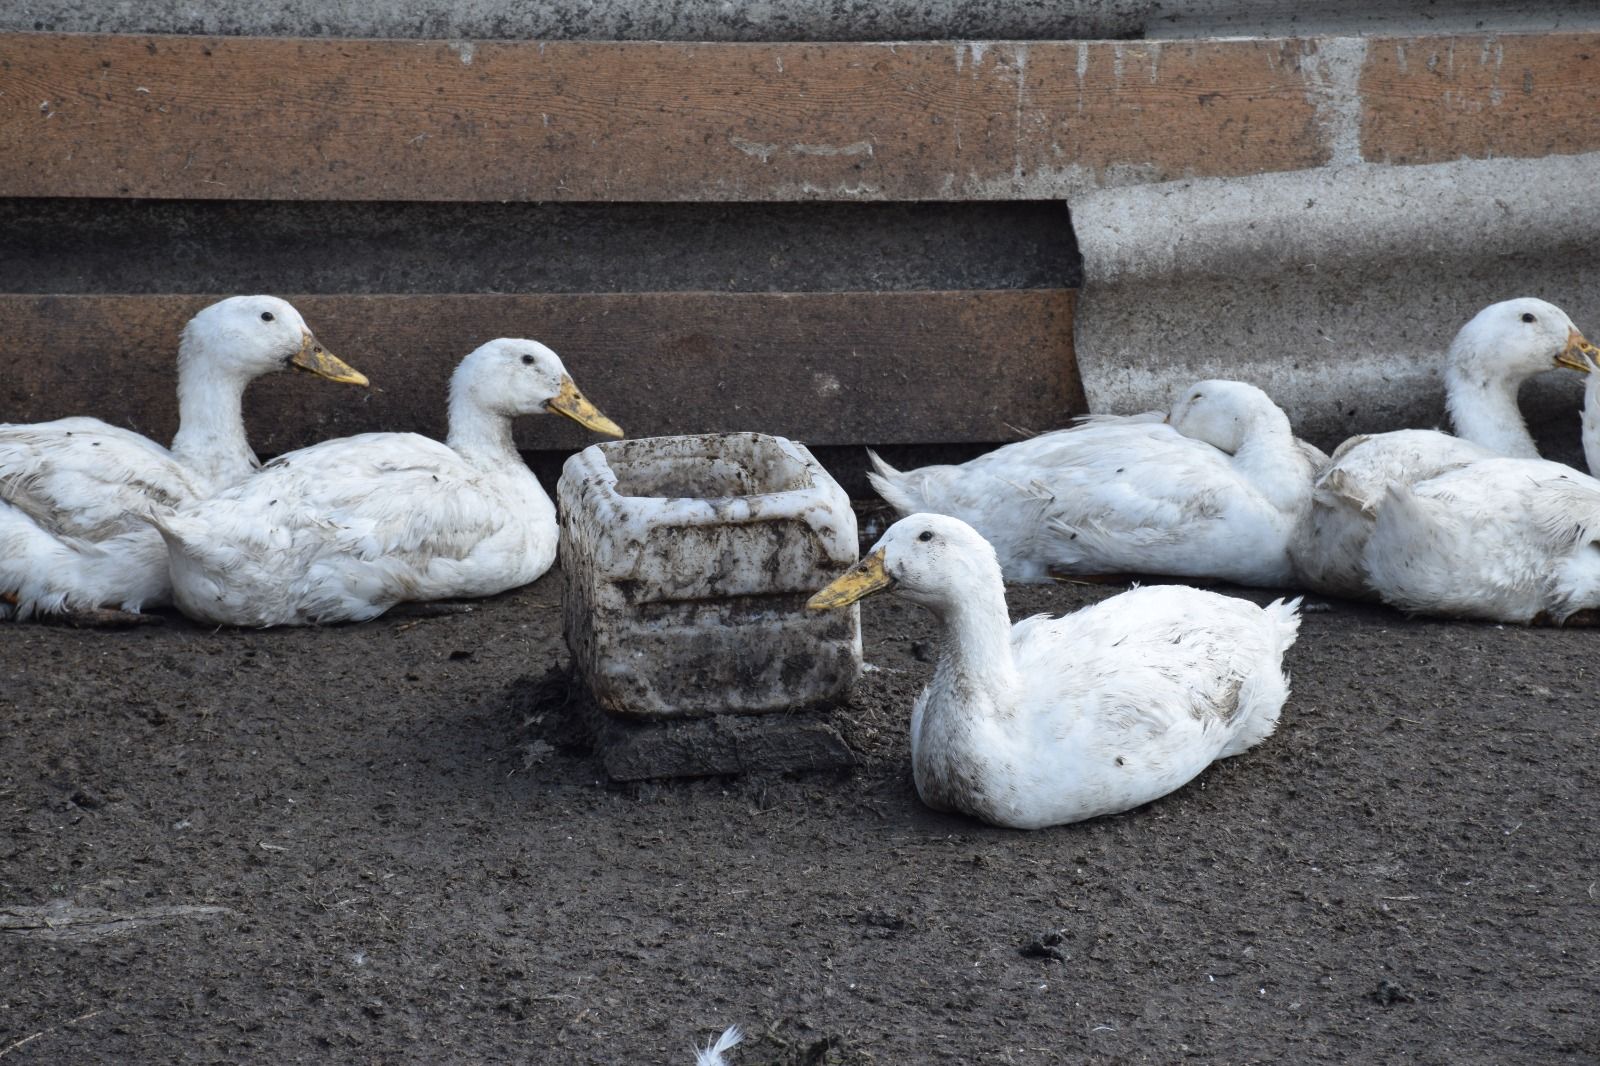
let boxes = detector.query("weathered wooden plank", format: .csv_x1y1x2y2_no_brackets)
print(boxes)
1361,34,1600,165
6,32,1594,204
0,34,1318,201
0,291,1081,452
3,32,1591,203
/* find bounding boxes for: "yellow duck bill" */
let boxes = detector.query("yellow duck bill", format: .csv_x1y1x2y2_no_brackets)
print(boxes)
807,549,893,609
290,330,369,386
547,377,624,438
1553,327,1600,373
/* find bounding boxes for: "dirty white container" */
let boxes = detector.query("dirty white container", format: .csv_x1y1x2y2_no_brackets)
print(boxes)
558,432,862,719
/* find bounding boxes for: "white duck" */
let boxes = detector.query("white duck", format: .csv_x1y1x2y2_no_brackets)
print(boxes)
808,514,1301,829
149,338,621,626
1294,297,1598,598
0,296,366,620
1364,457,1600,623
868,380,1316,587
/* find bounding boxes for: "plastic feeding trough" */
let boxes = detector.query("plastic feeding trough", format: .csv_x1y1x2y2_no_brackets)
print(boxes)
557,432,863,778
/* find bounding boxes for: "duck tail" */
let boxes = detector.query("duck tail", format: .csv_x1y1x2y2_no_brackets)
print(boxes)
865,449,919,515
0,503,168,618
136,508,215,567
136,507,185,549
1265,595,1304,659
693,1024,743,1066
1220,596,1301,758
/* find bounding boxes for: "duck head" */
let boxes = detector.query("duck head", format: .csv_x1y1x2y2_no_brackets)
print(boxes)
1165,379,1289,455
451,338,622,436
180,295,367,385
1450,297,1596,381
808,513,1001,614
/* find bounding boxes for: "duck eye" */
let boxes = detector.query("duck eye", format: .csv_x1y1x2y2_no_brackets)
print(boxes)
521,354,535,366
260,311,275,322
918,530,934,542
1522,312,1536,323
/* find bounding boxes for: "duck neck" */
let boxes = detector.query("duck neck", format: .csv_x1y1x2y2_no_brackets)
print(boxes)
1584,373,1600,478
445,392,520,466
1227,414,1309,514
169,354,258,492
927,572,1020,719
1444,363,1540,458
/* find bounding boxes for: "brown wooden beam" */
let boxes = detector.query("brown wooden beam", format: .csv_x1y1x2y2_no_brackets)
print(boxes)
2,33,1592,202
1361,35,1600,166
0,291,1081,452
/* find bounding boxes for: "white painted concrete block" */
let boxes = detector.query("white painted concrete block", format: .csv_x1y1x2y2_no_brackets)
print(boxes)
558,432,862,719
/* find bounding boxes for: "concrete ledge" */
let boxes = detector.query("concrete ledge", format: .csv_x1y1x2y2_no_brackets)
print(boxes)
1077,155,1600,286
4,1,1590,41
1072,152,1600,453
1,0,1153,41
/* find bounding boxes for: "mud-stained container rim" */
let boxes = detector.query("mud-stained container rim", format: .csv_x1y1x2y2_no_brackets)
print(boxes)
577,431,820,502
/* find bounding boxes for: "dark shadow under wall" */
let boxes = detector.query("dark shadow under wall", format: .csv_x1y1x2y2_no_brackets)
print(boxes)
0,199,1081,294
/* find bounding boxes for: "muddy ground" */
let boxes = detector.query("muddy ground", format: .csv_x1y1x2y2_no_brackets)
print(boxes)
3,565,1597,1065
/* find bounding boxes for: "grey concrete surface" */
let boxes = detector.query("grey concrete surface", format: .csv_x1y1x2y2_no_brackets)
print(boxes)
1076,156,1600,288
1145,0,1600,38
1071,152,1600,455
2,0,1153,40
5,0,1590,39
0,201,1079,294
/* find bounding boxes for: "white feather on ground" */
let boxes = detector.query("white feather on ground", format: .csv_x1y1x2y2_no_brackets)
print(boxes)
694,1025,742,1065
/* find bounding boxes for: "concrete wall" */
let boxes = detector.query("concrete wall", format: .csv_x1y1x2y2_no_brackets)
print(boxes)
1073,154,1600,459
5,2,1597,461
5,0,1591,39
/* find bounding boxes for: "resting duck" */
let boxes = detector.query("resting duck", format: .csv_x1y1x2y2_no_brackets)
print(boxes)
0,295,366,620
868,380,1316,587
809,514,1301,829
150,338,621,626
1364,457,1600,623
1294,297,1598,598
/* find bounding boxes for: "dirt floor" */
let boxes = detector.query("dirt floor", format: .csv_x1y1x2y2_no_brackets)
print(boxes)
3,564,1598,1065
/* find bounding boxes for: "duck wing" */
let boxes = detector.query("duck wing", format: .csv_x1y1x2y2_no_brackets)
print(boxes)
0,418,200,541
1295,428,1499,597
876,421,1252,579
963,585,1296,826
1366,457,1600,622
182,432,512,566
1318,429,1494,516
1010,586,1283,740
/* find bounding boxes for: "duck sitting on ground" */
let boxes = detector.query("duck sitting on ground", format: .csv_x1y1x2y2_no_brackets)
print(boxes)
808,514,1301,829
1294,297,1598,599
149,339,621,627
0,296,366,621
1364,456,1600,624
868,380,1316,587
